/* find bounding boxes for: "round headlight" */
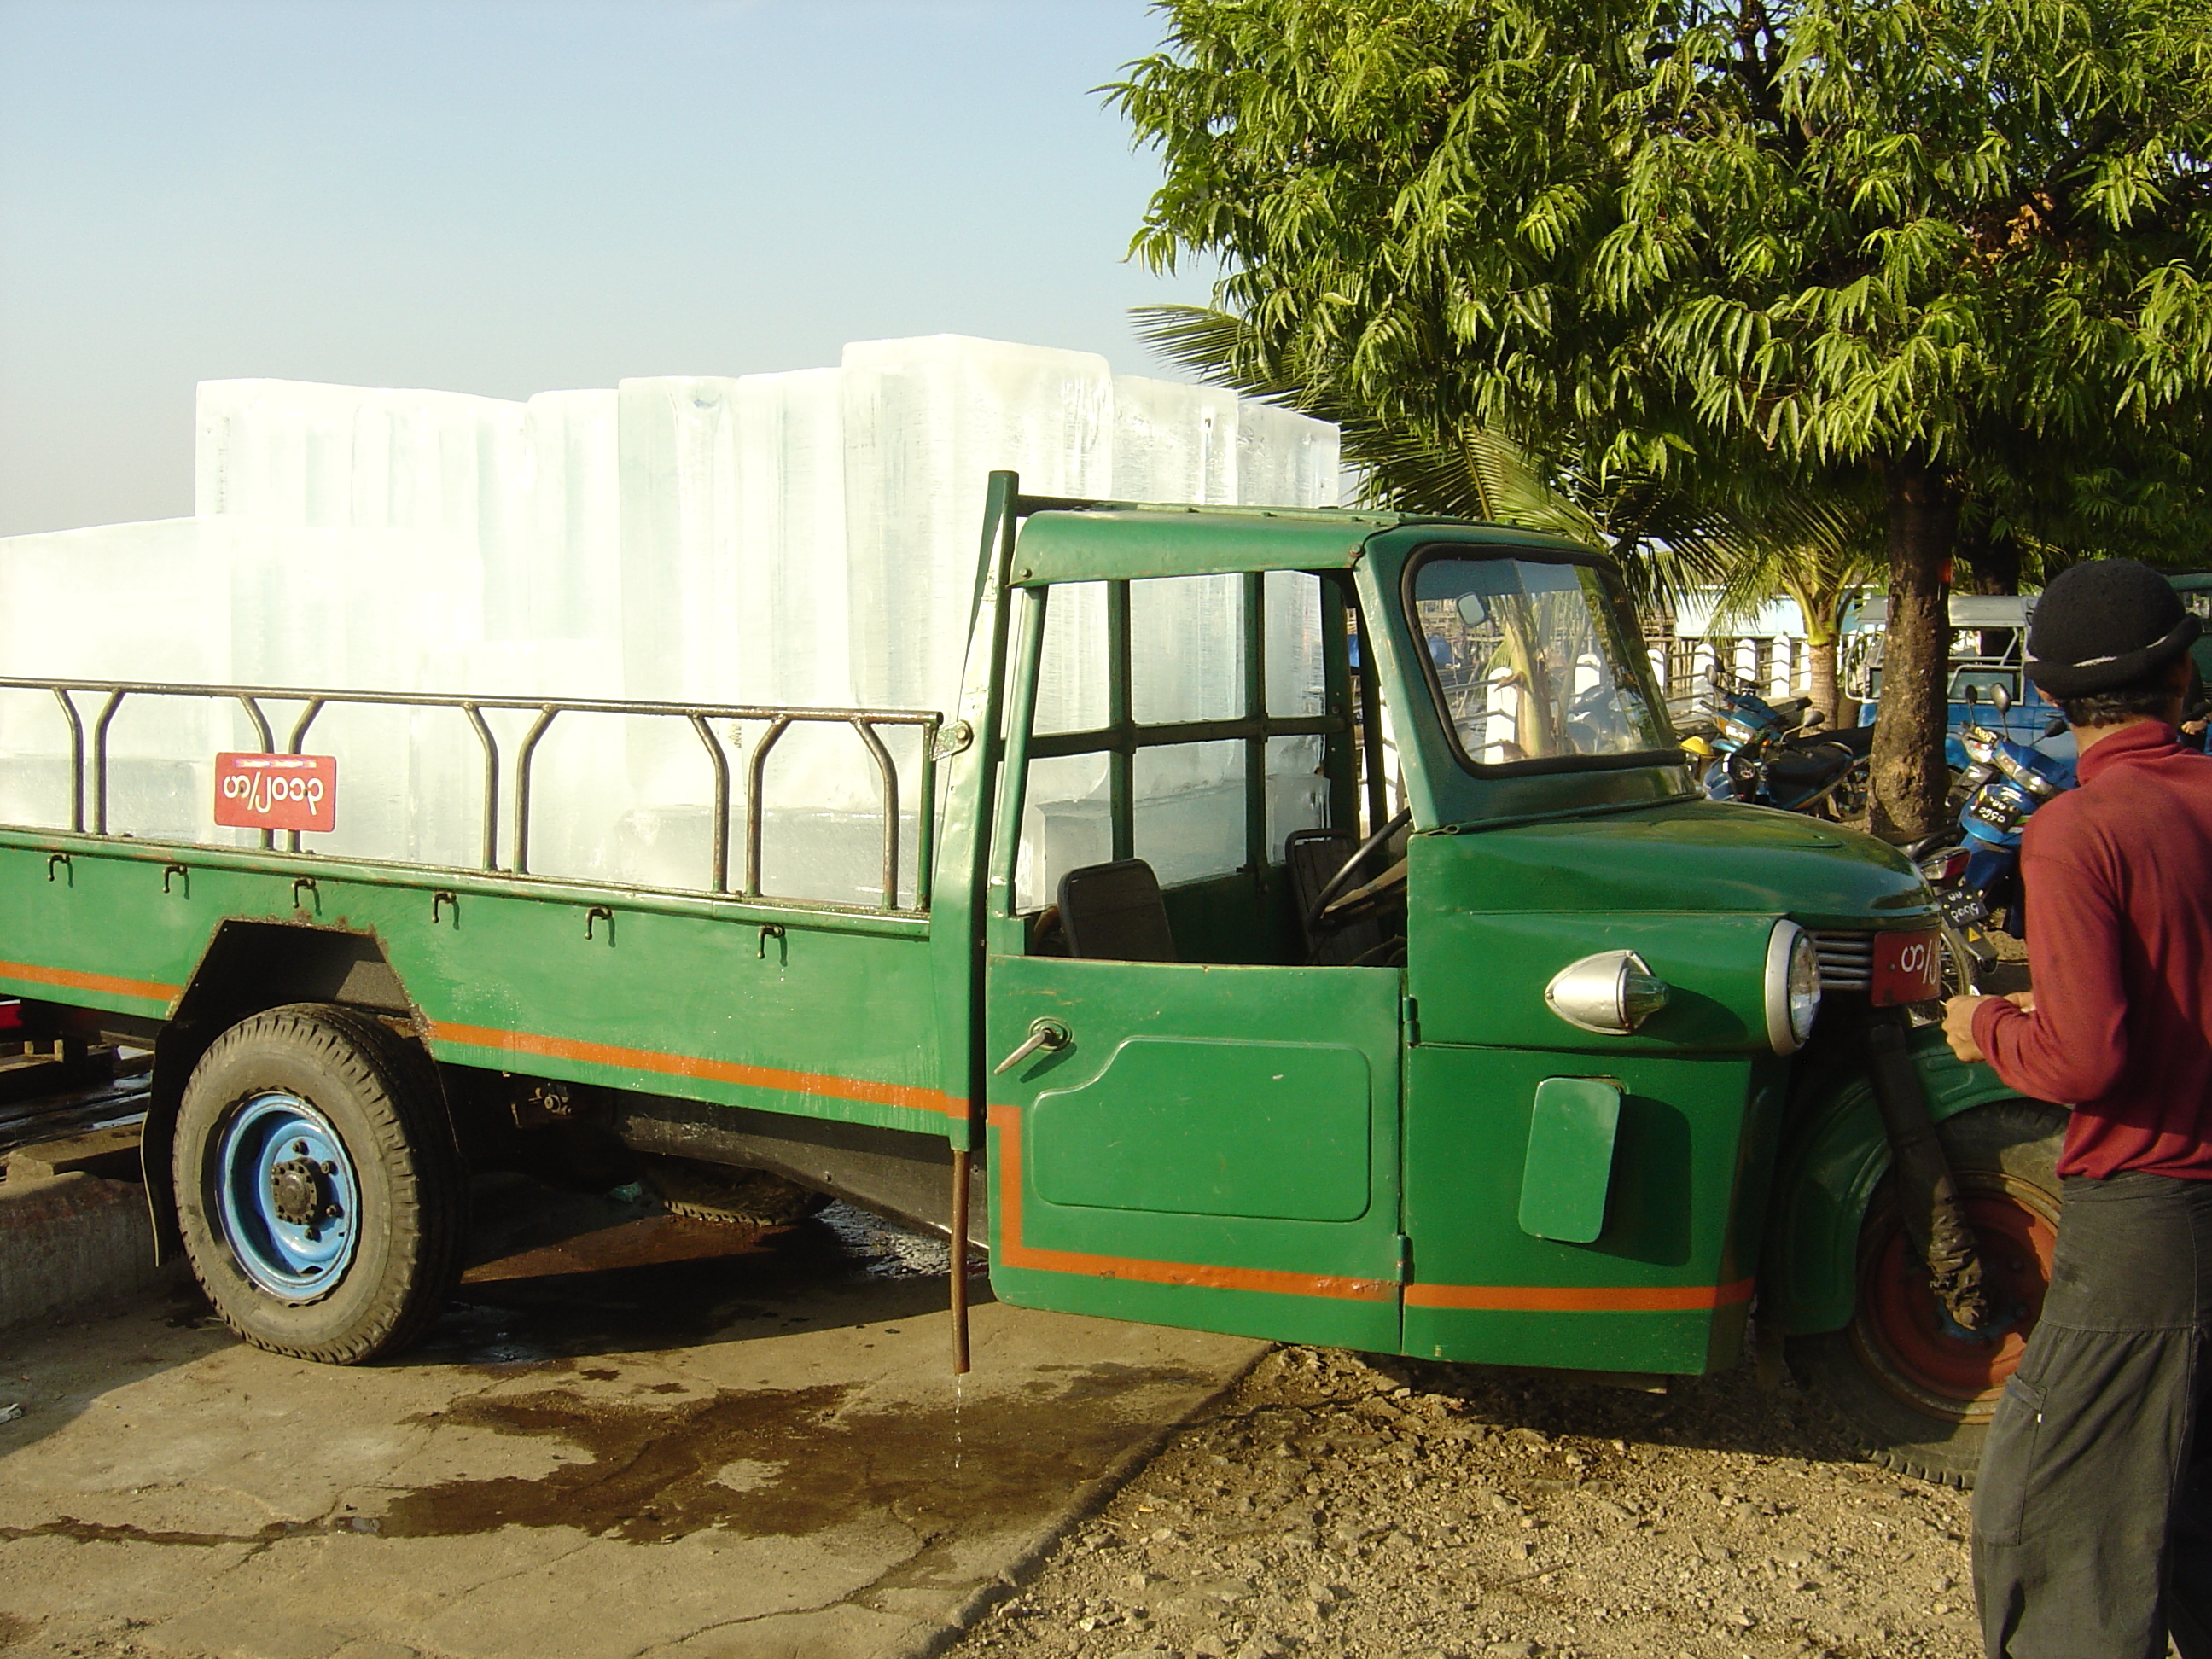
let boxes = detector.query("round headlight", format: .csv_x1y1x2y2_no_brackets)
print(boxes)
1765,920,1822,1054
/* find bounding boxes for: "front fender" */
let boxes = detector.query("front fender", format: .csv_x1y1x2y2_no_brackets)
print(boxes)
1759,1022,2033,1335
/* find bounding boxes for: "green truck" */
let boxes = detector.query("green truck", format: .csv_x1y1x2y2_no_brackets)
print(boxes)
3,476,2056,1485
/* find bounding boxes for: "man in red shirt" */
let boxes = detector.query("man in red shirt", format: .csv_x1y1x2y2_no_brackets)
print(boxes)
1943,558,2212,1658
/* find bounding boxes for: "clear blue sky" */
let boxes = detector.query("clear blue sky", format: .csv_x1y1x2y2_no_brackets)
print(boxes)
0,0,1211,533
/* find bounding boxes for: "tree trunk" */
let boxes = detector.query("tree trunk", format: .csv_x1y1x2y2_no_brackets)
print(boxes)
1869,453,1959,842
1808,632,1841,728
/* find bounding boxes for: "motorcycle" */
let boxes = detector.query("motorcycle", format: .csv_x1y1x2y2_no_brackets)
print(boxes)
1912,684,2076,991
1693,670,1875,819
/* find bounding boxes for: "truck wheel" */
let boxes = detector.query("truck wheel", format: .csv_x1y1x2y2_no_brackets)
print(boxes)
637,1155,829,1226
174,1004,465,1364
1798,1098,2064,1487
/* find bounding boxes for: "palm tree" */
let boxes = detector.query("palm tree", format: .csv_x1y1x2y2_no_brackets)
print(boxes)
1702,493,1884,725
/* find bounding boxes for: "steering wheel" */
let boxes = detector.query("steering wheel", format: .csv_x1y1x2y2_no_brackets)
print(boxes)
1304,807,1413,936
1320,856,1409,923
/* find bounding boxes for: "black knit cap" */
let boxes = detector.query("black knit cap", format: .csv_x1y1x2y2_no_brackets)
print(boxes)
2025,559,2201,698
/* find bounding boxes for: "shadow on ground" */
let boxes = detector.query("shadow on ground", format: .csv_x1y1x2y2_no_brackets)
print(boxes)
1356,1348,1873,1470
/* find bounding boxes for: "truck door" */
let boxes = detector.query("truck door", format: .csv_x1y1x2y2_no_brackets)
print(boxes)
981,565,1404,1351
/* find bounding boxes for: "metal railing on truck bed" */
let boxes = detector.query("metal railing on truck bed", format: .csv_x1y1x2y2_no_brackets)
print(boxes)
0,676,942,914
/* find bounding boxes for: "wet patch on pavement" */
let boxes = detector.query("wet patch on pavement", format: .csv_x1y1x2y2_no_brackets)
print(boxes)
381,1361,1217,1545
0,1178,1267,1659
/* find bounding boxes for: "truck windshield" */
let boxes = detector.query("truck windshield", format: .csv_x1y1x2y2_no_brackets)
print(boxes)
1408,554,1670,771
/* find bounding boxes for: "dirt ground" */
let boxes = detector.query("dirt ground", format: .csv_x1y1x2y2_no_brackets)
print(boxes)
946,1345,1978,1659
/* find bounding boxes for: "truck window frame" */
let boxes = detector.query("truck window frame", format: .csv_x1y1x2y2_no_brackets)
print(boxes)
993,569,1371,923
1400,543,1683,782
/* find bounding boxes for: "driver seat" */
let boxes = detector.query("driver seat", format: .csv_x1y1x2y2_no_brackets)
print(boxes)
1285,828,1385,966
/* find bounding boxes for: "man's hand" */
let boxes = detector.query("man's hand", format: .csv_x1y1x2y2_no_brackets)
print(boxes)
1942,990,2034,1062
1943,994,1992,1062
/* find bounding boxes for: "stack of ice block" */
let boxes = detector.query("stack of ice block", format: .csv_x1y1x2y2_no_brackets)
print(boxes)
0,335,1341,903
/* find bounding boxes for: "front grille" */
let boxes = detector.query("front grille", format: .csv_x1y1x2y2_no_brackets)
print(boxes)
1811,930,1873,992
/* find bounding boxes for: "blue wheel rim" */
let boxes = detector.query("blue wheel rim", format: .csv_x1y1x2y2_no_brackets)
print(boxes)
212,1091,361,1301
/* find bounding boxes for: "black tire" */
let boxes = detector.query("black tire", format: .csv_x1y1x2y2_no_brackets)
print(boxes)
1798,1098,2065,1486
174,1004,466,1364
637,1155,829,1226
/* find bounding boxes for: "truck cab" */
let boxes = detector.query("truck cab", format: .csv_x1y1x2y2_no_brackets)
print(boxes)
969,489,1968,1386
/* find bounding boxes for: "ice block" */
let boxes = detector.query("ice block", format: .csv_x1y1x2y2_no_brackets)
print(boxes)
732,368,846,710
509,389,620,645
617,375,745,813
1110,375,1240,505
841,335,1113,716
0,518,231,840
1234,397,1342,509
9,347,1342,903
196,379,532,533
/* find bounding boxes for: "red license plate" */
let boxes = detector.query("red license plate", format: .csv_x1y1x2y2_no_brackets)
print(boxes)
1869,928,1942,1005
214,753,337,833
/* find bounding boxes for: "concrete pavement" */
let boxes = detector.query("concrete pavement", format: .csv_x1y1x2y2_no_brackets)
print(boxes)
0,1186,1265,1659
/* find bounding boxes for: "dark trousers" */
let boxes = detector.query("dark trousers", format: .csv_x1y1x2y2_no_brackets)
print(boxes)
1974,1171,2212,1657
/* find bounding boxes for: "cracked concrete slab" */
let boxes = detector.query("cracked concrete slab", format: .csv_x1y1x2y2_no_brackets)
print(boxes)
0,1194,1264,1659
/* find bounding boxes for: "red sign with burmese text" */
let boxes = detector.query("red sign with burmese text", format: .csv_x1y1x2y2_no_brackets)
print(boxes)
213,753,337,834
1870,928,1943,1006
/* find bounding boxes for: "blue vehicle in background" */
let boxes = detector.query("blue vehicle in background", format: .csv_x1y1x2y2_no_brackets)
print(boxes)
1840,593,2069,769
1947,685,2077,932
1912,683,2077,990
1852,578,2212,989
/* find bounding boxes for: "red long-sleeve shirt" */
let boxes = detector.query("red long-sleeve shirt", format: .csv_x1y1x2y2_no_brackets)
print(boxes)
1973,719,2212,1179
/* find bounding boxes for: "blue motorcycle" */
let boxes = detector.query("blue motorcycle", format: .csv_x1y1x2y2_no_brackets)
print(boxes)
1697,670,1874,818
1915,685,2076,987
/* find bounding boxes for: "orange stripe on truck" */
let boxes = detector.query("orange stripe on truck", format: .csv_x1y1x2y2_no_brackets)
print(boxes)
0,958,178,1004
987,1103,1748,1316
430,1019,964,1118
1405,1278,1755,1313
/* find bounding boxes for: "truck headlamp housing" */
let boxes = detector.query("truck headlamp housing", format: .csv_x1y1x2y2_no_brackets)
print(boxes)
1545,950,1672,1036
1766,920,1822,1054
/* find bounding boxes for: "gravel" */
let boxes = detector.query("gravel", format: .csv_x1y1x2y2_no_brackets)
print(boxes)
947,1344,1977,1659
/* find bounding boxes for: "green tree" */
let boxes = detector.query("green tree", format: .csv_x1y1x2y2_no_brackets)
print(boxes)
1111,0,2212,837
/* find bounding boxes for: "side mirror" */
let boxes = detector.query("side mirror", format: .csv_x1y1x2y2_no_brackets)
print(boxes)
1963,683,1979,707
1456,593,1488,628
1993,684,2013,716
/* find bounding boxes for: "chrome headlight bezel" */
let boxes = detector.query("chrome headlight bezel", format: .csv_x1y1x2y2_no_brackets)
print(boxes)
1545,950,1673,1036
1765,919,1822,1054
